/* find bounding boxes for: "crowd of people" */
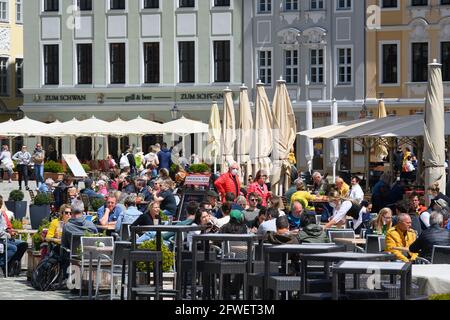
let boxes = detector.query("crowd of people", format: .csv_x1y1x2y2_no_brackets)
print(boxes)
1,143,450,287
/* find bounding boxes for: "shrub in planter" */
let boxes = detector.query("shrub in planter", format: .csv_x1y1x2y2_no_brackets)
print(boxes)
33,193,53,206
5,190,27,221
189,163,210,174
44,160,64,173
137,240,174,273
90,197,106,212
10,219,23,230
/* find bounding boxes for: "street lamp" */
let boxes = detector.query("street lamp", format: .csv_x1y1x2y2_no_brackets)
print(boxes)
16,107,24,119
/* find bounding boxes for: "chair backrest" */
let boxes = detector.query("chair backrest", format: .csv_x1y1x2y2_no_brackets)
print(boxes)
112,241,131,265
120,223,131,241
379,237,386,252
80,194,90,211
327,229,355,242
431,245,450,264
366,235,383,253
81,236,114,262
69,233,83,259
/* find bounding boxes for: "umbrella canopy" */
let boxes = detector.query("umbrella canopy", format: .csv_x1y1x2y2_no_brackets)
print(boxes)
237,85,253,182
424,60,446,199
109,117,135,136
298,118,373,139
271,79,297,195
252,82,273,176
161,116,208,135
330,99,339,181
305,101,314,173
207,101,221,173
221,88,236,172
126,116,164,135
374,99,389,161
0,117,50,136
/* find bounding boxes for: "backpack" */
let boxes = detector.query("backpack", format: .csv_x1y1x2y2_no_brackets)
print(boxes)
31,252,61,291
119,153,130,169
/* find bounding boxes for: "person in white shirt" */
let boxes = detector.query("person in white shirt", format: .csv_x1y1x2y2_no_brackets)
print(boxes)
323,191,366,232
348,176,365,204
12,146,32,191
0,145,14,183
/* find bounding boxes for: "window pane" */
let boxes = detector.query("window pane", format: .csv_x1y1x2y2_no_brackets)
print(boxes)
144,42,160,83
110,43,125,84
77,44,92,84
179,41,195,83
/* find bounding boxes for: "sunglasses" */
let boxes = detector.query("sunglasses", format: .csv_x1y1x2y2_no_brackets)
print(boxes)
249,198,257,202
64,211,72,214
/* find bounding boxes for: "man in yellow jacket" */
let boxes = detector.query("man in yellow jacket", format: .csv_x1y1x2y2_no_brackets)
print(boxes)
385,213,418,262
335,177,350,198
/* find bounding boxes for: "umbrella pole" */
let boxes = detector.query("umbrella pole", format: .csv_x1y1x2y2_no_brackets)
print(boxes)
364,138,370,192
118,137,122,158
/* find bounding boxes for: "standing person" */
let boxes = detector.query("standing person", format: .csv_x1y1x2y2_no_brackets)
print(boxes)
134,147,145,174
324,191,366,233
32,143,45,190
157,142,172,171
119,146,136,176
371,173,392,213
214,162,241,203
12,146,31,191
247,170,271,207
46,144,58,162
348,176,365,204
144,145,159,175
0,145,14,183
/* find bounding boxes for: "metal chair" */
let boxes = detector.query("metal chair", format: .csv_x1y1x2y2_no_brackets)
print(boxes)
120,223,131,241
0,237,8,277
366,235,385,253
127,250,163,300
431,245,450,264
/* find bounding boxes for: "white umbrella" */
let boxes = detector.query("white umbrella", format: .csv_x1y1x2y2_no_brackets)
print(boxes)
0,116,50,136
221,87,236,173
252,81,273,176
162,116,208,157
207,101,221,174
271,78,297,195
305,101,314,173
424,60,446,200
237,84,253,183
330,99,339,181
298,118,373,139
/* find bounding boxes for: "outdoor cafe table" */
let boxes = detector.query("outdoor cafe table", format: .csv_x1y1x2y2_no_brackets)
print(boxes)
15,229,38,242
130,225,206,300
191,233,264,300
83,245,114,300
333,238,367,246
331,261,412,300
300,252,396,294
263,244,345,298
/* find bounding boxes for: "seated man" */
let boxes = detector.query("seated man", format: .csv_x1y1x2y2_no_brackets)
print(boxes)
0,210,27,276
409,212,450,261
287,201,304,231
97,195,123,227
385,213,418,262
80,178,104,199
115,195,143,233
265,215,299,245
257,208,280,235
297,213,328,244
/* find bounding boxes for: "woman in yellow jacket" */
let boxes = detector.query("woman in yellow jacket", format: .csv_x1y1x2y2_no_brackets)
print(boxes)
385,213,418,262
290,180,317,210
46,204,72,240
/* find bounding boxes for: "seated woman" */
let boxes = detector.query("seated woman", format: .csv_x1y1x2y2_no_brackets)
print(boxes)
152,180,177,217
133,201,161,244
46,204,72,241
290,180,317,211
186,207,215,250
369,207,393,236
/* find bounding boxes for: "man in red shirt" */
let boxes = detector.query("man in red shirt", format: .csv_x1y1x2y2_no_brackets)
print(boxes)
214,162,241,203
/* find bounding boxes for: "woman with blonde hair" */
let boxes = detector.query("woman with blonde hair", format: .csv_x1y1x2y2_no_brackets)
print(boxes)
324,190,366,232
268,195,285,216
46,204,72,240
370,208,392,235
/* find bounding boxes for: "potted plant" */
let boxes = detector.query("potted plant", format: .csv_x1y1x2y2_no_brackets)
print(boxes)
189,163,210,174
43,160,65,181
90,197,106,213
136,239,175,285
29,192,52,230
5,189,27,221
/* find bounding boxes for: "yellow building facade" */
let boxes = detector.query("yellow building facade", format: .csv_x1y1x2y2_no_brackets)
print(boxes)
0,0,23,120
366,0,450,115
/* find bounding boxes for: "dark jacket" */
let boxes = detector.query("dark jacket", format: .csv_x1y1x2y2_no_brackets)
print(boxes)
127,153,136,170
265,232,299,245
409,225,450,261
298,224,328,243
61,216,98,248
158,148,172,170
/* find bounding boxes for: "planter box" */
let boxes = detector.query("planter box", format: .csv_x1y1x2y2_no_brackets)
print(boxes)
5,201,27,221
27,249,42,281
29,205,51,229
44,172,65,182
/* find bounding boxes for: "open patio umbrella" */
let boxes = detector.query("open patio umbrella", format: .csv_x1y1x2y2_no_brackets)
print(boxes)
305,101,314,173
0,117,50,136
271,78,297,195
126,116,164,151
424,60,446,200
221,88,236,173
237,84,253,182
374,98,389,162
252,81,273,177
161,116,208,157
330,99,339,182
207,101,221,174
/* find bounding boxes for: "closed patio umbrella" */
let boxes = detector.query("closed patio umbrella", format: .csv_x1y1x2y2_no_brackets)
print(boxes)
237,84,253,182
424,60,446,200
208,101,221,174
221,87,236,173
330,99,339,182
374,98,389,161
305,101,314,173
271,78,297,195
252,81,273,177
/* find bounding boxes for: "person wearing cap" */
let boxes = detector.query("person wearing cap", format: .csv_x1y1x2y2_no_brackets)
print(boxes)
219,210,247,234
96,180,108,197
39,178,55,193
206,190,223,218
214,161,241,203
247,170,271,207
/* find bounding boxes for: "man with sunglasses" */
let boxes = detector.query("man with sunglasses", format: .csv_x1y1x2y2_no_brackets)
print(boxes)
243,192,260,227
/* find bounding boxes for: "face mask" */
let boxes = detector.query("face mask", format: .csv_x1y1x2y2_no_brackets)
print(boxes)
329,202,337,209
231,169,238,176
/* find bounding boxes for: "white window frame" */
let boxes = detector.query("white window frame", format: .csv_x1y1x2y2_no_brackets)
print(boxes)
175,38,198,84
284,49,299,85
335,45,353,86
140,38,163,85
310,0,324,10
210,0,233,10
256,0,272,15
379,0,400,11
379,40,400,87
309,48,325,85
256,48,273,87
106,0,128,13
141,0,162,11
106,40,129,86
176,0,198,11
0,56,9,96
73,40,94,87
40,41,62,87
41,0,61,14
0,0,8,22
284,0,299,11
16,0,23,23
335,0,352,11
210,37,233,84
